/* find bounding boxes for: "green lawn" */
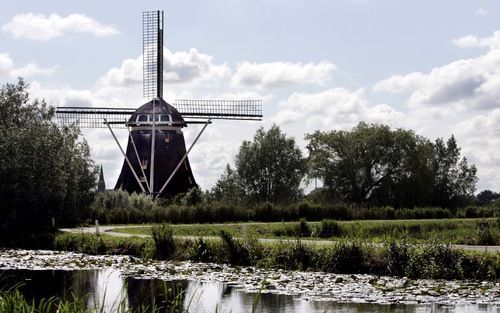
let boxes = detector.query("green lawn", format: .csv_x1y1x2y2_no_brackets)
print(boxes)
109,218,500,245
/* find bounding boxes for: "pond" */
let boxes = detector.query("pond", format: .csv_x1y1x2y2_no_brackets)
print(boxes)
1,269,498,313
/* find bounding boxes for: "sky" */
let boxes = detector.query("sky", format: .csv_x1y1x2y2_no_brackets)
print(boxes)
1,0,500,193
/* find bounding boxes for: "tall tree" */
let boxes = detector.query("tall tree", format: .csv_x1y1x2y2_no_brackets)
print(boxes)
306,122,476,208
306,122,431,205
432,136,477,208
211,164,244,204
0,79,97,245
235,125,305,204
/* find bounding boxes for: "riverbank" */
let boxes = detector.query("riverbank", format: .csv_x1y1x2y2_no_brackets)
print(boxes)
52,231,500,281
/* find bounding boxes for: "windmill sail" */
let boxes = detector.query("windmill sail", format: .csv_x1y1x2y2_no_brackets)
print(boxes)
55,100,262,128
143,10,163,99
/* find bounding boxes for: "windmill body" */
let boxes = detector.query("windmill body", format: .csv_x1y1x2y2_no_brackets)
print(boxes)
115,98,196,198
55,10,262,199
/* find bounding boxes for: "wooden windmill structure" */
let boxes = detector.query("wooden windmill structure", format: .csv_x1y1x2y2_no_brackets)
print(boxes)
56,10,262,198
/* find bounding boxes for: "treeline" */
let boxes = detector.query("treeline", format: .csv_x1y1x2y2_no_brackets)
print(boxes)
0,79,97,246
211,123,479,210
90,190,500,225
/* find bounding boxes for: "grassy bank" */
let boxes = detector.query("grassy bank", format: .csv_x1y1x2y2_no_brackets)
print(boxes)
53,230,500,281
109,218,500,245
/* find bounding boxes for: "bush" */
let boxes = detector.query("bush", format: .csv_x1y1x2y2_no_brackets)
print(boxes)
151,224,176,259
322,241,366,274
269,240,316,271
298,218,312,237
317,219,342,238
189,238,214,263
476,220,498,245
385,241,409,276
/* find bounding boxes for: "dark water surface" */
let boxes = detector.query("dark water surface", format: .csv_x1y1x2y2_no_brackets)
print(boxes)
0,269,498,313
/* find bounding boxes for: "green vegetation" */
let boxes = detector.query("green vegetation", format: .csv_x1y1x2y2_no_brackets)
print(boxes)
90,190,500,225
306,122,477,209
0,79,97,247
109,218,500,245
53,231,500,281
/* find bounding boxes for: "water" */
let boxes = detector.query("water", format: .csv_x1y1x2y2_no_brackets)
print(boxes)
1,269,498,313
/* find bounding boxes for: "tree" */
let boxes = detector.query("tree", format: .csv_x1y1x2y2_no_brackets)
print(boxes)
235,125,305,204
432,136,477,208
0,79,97,245
306,122,477,208
476,190,500,206
306,122,433,206
211,164,244,204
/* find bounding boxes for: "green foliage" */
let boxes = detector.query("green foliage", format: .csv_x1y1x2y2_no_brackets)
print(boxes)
432,136,478,209
306,122,478,209
189,238,214,263
151,224,176,260
268,240,316,271
322,241,366,273
475,220,499,245
476,189,500,206
317,219,342,238
0,79,97,246
54,232,150,257
235,125,306,204
298,218,311,237
211,164,244,205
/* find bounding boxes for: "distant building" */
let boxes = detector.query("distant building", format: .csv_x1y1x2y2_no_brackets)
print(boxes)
97,165,106,192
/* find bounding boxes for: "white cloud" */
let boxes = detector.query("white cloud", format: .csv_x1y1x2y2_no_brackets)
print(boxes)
0,53,57,78
99,48,231,89
374,47,500,110
231,61,336,89
451,31,500,50
274,88,406,130
2,13,119,41
373,72,425,93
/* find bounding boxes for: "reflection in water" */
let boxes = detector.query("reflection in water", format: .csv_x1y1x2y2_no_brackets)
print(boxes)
0,269,499,313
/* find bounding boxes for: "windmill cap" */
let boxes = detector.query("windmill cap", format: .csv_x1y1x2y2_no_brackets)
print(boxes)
130,98,186,125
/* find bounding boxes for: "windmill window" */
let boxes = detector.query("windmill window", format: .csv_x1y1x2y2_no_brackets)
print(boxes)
139,176,146,182
141,159,148,169
160,114,172,122
137,115,149,122
165,133,170,143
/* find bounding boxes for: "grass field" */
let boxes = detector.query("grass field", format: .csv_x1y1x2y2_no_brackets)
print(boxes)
109,218,500,245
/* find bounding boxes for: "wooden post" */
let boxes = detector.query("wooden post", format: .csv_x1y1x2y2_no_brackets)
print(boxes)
95,219,100,235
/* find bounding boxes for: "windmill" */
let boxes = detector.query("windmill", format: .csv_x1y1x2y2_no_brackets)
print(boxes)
56,10,262,198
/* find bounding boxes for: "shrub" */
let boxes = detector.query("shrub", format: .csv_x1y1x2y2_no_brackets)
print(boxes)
151,224,176,260
385,241,409,277
322,241,365,274
189,238,214,263
298,218,312,237
476,220,498,245
317,219,342,238
269,240,316,271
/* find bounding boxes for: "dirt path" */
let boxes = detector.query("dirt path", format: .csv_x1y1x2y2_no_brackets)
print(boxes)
59,225,500,252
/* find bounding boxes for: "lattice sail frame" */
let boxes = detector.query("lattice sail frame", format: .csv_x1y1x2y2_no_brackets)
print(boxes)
55,99,262,128
143,10,163,99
